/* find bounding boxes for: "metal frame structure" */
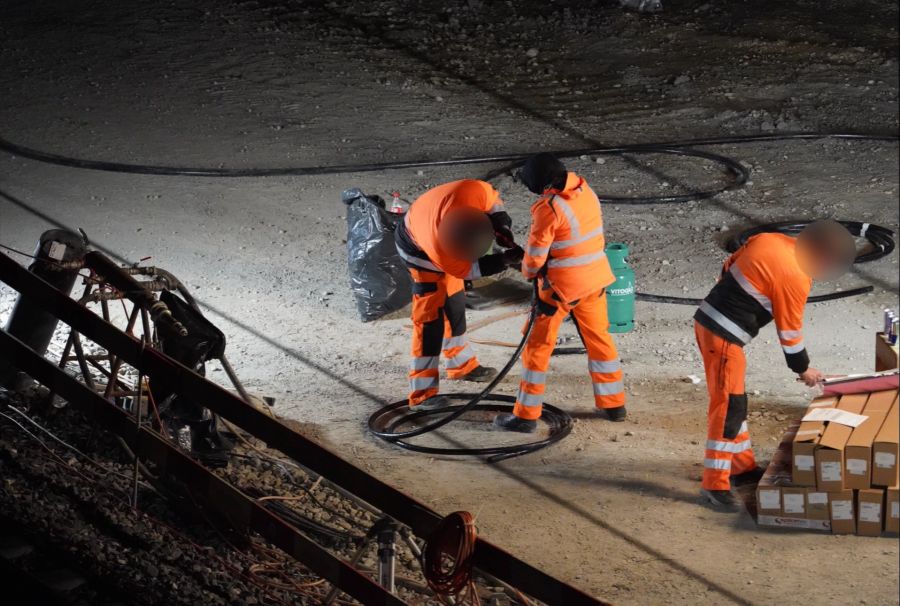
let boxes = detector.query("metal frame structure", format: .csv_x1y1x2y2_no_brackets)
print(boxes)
0,250,607,606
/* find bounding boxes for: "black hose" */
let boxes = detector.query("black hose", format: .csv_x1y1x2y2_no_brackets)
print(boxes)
726,220,896,263
368,283,573,462
634,285,875,306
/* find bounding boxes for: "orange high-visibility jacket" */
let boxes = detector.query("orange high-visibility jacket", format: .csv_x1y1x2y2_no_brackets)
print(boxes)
396,179,511,279
521,172,615,303
694,232,813,373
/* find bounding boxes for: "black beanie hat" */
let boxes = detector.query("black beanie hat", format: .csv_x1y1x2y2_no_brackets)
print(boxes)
518,153,567,194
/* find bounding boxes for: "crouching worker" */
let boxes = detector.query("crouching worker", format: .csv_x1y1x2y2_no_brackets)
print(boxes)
395,180,523,410
493,153,626,433
694,219,856,510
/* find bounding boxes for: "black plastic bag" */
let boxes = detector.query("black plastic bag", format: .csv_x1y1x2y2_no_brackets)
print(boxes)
342,188,412,322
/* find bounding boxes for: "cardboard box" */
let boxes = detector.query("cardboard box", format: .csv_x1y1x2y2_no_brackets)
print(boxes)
829,489,856,534
781,487,806,517
792,397,838,486
815,394,869,491
844,399,891,489
805,489,830,520
856,489,884,537
876,332,899,372
872,399,899,487
886,487,899,534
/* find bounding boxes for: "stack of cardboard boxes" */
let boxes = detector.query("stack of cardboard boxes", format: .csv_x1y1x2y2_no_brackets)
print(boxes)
756,389,899,535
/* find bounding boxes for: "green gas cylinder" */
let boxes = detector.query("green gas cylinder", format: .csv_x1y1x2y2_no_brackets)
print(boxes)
605,243,635,333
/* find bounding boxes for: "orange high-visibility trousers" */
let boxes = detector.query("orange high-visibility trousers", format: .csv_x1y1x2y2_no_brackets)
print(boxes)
694,321,756,491
407,268,481,406
513,285,625,421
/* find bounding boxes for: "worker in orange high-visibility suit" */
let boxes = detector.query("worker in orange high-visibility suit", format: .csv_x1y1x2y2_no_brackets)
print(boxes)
694,219,856,510
395,180,523,410
493,153,626,433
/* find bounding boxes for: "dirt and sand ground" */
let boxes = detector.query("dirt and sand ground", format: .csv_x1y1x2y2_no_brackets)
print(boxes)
1,0,899,604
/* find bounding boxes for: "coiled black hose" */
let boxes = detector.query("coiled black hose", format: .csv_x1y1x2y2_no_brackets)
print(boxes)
726,220,895,263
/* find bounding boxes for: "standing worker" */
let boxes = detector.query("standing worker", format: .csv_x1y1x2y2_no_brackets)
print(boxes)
395,179,523,410
694,220,856,510
493,153,626,433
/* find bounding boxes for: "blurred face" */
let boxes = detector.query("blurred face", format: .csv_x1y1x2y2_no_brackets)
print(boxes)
440,209,494,262
795,221,856,280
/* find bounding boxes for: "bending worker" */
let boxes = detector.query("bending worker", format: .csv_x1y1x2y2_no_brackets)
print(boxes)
493,153,626,433
694,219,856,510
395,179,523,409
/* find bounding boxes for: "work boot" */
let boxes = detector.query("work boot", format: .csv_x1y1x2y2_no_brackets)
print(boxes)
598,406,627,422
492,412,537,434
731,466,765,487
455,365,498,383
700,488,740,512
410,395,452,411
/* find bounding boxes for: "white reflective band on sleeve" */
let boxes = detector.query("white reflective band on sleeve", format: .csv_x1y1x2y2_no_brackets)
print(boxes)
409,376,439,391
553,197,581,237
446,346,475,369
465,263,483,280
521,368,546,384
782,342,806,354
706,439,752,453
698,301,752,344
729,264,773,314
704,458,732,470
593,381,624,396
442,335,468,350
517,390,543,407
410,356,439,371
547,250,607,268
550,224,604,250
523,263,542,275
395,245,442,272
778,329,803,340
589,359,621,374
525,244,550,257
739,421,749,434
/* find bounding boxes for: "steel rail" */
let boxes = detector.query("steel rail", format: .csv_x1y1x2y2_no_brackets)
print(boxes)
0,250,607,606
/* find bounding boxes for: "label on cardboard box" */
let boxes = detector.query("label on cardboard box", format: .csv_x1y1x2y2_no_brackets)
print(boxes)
795,455,815,471
846,458,867,475
759,490,780,510
832,500,853,520
802,408,868,427
859,502,881,523
808,492,828,505
875,452,896,468
820,461,842,482
783,494,805,514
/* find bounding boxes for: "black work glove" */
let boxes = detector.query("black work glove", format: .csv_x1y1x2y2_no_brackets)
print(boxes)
502,246,524,268
494,227,516,249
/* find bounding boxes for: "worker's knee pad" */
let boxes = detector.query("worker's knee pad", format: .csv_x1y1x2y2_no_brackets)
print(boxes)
443,290,467,335
723,393,748,439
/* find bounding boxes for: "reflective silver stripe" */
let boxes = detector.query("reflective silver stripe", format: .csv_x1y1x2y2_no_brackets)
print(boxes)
410,356,439,371
782,342,805,354
698,301,751,344
410,376,438,391
589,359,621,374
739,421,749,434
706,439,752,453
704,458,732,470
523,263,542,275
525,244,550,257
547,250,606,268
521,368,546,384
550,224,604,250
517,390,543,407
395,245,442,272
778,329,803,341
729,265,772,314
464,263,482,280
593,381,624,396
442,335,468,350
553,197,581,237
446,346,475,369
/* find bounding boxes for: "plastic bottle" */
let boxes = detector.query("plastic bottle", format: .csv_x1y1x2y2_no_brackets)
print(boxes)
605,243,635,333
389,192,407,214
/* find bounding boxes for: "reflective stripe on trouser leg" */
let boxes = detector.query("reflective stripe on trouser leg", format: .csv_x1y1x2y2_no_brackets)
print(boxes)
513,288,566,421
407,268,447,405
572,291,626,409
442,288,480,378
695,321,748,491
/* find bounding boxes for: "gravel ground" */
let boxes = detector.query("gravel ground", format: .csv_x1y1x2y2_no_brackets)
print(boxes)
1,0,898,604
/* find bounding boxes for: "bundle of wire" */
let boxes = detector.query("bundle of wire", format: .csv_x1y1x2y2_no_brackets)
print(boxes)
423,511,480,605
